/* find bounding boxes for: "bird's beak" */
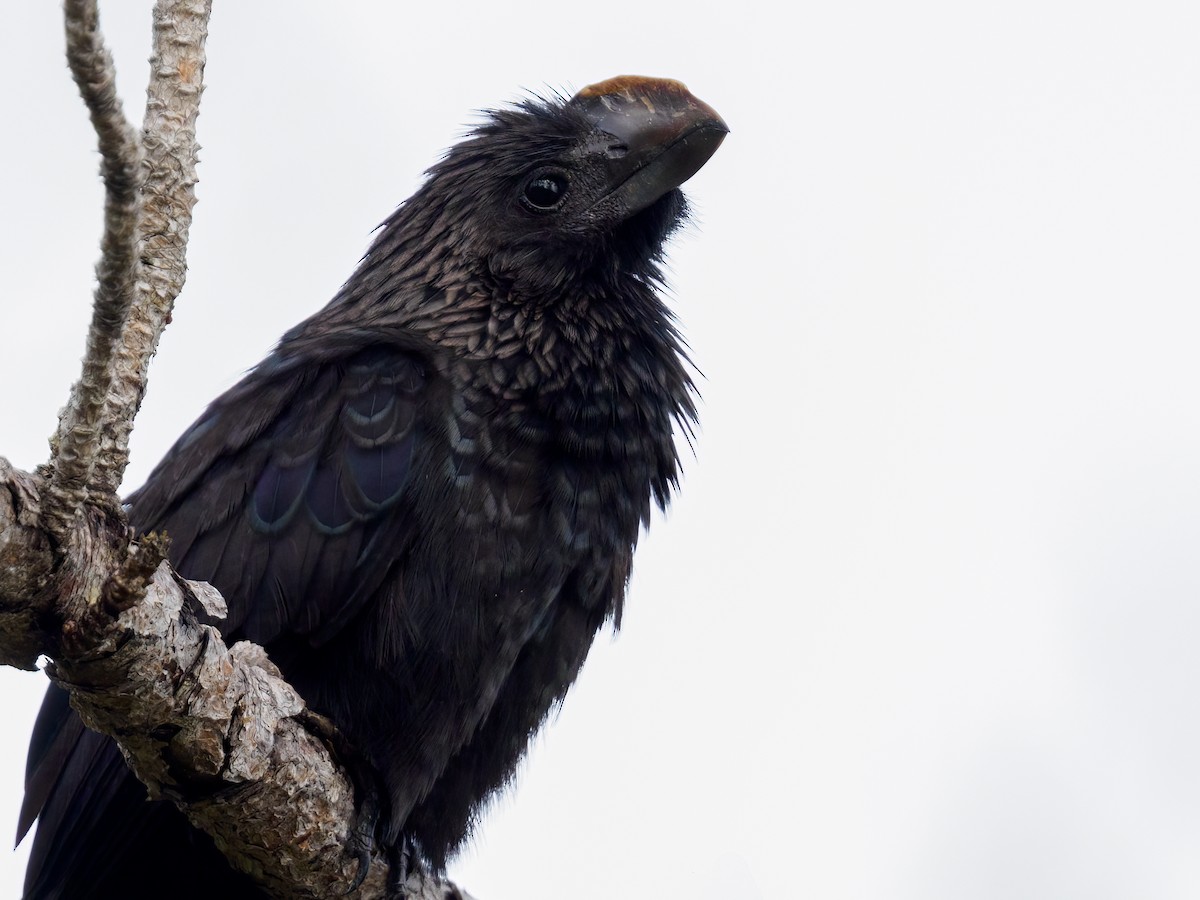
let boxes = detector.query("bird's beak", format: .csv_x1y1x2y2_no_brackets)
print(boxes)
569,76,728,217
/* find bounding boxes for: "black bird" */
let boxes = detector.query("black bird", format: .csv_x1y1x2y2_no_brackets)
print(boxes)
20,75,726,898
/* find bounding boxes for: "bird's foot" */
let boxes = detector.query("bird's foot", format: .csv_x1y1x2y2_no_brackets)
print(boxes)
347,790,382,893
297,709,385,893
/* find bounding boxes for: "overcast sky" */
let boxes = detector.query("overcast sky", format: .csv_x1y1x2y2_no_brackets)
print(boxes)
3,2,1200,898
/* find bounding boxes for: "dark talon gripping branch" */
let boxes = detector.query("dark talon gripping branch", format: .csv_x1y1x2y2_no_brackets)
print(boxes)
20,75,725,898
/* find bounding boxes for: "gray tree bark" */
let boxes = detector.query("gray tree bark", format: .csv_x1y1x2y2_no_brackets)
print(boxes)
0,3,471,897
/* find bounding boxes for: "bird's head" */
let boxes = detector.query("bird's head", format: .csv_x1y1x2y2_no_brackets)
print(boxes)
385,76,728,296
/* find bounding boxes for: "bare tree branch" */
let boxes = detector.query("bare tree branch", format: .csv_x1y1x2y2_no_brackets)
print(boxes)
0,2,477,897
1,465,473,898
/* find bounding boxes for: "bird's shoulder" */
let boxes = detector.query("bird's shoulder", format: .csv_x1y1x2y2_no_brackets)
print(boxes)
126,332,443,647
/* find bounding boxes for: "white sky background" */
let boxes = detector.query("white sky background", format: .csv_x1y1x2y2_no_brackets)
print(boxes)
2,1,1199,898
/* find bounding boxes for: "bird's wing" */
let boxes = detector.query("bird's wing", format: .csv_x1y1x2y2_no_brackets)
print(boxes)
20,338,437,898
129,338,432,647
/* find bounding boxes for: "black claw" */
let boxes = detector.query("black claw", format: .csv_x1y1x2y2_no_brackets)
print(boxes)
348,845,371,895
346,794,379,894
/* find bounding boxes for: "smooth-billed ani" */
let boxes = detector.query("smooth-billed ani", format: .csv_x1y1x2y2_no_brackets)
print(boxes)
19,75,726,898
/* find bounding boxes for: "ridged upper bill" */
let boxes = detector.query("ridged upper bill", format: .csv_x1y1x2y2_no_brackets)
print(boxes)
569,75,728,216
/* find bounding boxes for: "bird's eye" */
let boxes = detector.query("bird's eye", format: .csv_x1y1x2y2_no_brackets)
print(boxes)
523,173,568,210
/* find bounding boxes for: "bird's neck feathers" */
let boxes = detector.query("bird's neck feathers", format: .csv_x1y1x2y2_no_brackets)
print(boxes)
311,188,694,395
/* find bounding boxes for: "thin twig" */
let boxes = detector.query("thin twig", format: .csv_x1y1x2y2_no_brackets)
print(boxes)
93,0,212,496
43,0,144,539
